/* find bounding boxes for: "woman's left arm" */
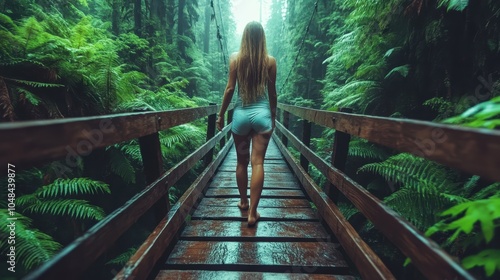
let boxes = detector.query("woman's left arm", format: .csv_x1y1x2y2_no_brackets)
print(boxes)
217,54,238,131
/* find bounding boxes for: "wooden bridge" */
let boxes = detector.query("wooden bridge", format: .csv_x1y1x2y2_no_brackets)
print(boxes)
2,103,499,279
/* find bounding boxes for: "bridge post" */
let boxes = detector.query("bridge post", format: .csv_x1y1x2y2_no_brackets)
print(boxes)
325,108,352,203
282,110,289,147
205,103,217,166
139,131,169,219
300,119,311,172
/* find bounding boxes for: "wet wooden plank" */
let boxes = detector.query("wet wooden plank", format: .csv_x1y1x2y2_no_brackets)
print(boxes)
212,172,298,182
111,138,235,280
181,220,329,241
198,198,309,208
191,206,317,221
207,180,300,189
218,162,290,172
205,188,304,198
165,241,349,274
155,270,355,279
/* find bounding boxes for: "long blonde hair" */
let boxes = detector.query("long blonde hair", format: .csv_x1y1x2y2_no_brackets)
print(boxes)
236,21,269,104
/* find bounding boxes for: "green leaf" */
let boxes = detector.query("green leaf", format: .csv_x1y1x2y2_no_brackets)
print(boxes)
462,250,500,277
442,198,500,243
384,65,410,79
438,0,469,12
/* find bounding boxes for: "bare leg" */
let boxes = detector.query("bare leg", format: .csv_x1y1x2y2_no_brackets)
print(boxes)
233,133,251,210
248,132,271,226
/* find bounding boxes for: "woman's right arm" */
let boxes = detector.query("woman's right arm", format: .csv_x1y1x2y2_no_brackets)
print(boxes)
267,57,277,128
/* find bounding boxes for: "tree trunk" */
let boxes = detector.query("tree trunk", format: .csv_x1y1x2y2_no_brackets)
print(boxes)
111,0,120,35
134,0,142,36
203,0,211,53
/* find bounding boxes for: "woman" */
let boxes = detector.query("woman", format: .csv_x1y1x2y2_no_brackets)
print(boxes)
216,21,277,227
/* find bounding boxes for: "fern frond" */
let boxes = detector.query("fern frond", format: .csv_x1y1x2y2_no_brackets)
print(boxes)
25,199,106,220
358,153,457,192
35,178,110,198
471,183,500,200
385,187,451,229
0,210,61,270
4,77,63,88
106,247,137,265
160,124,204,148
119,143,143,162
348,138,389,160
107,147,136,184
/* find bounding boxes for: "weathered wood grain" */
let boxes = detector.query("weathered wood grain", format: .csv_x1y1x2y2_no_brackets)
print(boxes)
0,106,220,169
198,198,309,208
278,103,500,182
274,123,475,280
165,241,349,274
273,133,395,280
24,126,232,280
191,206,317,221
204,188,304,198
181,220,329,241
206,180,300,189
155,270,355,280
113,138,234,280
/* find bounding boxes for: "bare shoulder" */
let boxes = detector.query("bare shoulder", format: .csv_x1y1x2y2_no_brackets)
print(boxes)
230,52,239,61
268,55,276,65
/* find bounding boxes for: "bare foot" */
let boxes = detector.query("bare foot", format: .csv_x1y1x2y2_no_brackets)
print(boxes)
247,211,260,227
237,200,249,210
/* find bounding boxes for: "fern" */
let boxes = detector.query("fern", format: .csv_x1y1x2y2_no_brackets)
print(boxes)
438,0,469,12
106,247,137,265
107,147,136,184
384,64,410,79
35,178,110,198
0,210,62,270
25,199,106,220
348,138,389,160
17,178,109,222
358,153,457,191
3,77,64,88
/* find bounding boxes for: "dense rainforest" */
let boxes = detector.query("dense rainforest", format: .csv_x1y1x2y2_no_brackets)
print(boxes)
0,0,499,279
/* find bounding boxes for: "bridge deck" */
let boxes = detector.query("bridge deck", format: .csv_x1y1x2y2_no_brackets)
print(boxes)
154,139,355,279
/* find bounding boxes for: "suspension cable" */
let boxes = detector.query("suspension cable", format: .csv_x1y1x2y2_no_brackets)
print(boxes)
210,0,228,73
279,1,318,93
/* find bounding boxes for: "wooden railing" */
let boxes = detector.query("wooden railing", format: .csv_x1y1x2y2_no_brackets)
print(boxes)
275,103,500,280
0,104,234,280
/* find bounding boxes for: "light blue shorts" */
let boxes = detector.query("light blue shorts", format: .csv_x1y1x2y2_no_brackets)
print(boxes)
232,97,272,135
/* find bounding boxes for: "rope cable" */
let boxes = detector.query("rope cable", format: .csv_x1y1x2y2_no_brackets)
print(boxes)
210,0,228,73
279,1,318,93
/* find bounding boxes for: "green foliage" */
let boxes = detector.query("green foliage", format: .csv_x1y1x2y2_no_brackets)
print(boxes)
106,247,137,265
359,153,460,229
443,97,500,129
107,147,136,184
348,138,389,161
17,178,110,221
426,197,500,277
0,210,62,270
438,0,470,11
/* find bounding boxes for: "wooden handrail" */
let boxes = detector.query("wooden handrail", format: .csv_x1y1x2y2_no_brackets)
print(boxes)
278,103,500,182
272,132,396,280
274,120,474,280
6,104,235,279
115,136,234,280
0,105,231,169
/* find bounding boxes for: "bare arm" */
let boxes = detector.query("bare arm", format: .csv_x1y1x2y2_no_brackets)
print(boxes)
268,57,277,128
217,53,238,131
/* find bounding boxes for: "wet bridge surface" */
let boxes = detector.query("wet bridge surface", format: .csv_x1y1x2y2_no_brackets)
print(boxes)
155,139,355,279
